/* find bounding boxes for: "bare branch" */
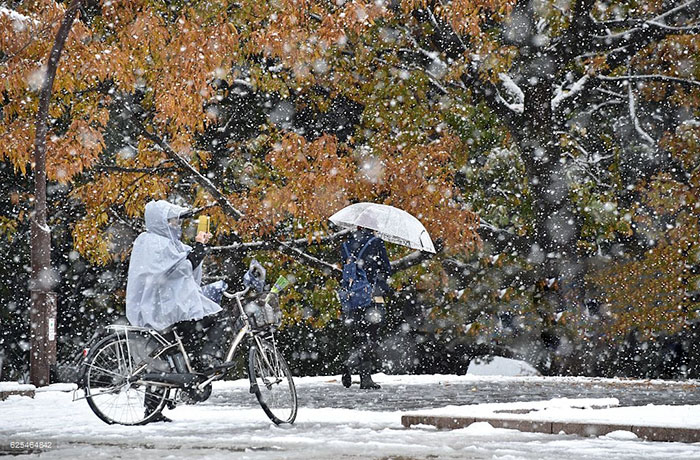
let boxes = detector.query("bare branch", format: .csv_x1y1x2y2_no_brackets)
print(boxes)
136,126,246,224
209,239,271,253
598,74,700,89
211,227,437,277
478,218,533,254
585,99,624,115
275,239,340,274
597,20,700,68
595,0,700,31
288,228,353,248
96,165,177,174
107,207,142,233
594,87,626,99
390,247,437,272
645,21,700,33
654,0,700,23
210,229,352,253
179,202,219,219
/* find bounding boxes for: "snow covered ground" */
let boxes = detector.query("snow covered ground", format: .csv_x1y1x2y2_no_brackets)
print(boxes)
2,372,700,459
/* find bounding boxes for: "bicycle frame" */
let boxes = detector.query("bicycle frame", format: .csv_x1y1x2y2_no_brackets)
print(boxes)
76,285,278,402
185,286,281,392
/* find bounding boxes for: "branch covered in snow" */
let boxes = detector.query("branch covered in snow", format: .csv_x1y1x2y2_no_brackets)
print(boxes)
591,2,700,69
390,245,440,273
598,0,700,31
213,228,437,276
551,75,590,111
627,82,656,146
497,73,525,114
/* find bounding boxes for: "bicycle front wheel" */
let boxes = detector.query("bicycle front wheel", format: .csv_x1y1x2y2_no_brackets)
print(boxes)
248,339,297,424
83,333,170,425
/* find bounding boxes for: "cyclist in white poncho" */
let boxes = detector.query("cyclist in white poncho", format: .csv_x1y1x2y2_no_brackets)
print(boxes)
126,199,228,370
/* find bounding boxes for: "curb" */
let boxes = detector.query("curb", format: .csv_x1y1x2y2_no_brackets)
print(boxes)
0,389,35,401
402,415,700,443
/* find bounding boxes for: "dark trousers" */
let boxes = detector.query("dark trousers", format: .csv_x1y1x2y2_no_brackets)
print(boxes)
174,311,230,370
344,304,384,376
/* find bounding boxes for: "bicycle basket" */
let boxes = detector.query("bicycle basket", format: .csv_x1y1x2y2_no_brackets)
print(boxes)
244,291,281,330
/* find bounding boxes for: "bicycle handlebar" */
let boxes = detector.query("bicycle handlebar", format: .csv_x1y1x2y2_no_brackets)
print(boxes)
222,286,250,299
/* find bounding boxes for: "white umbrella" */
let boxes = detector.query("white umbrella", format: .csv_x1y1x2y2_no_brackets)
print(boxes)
329,202,436,253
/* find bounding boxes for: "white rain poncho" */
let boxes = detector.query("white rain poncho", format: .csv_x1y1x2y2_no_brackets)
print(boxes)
126,200,222,330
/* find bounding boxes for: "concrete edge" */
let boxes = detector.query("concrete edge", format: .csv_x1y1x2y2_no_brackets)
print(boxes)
0,390,36,401
401,415,700,443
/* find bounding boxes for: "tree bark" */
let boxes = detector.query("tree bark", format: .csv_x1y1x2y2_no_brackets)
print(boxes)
30,0,84,387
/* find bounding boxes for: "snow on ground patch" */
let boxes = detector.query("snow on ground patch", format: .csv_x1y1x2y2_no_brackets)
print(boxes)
0,382,35,392
3,376,700,459
35,383,77,393
604,430,639,440
467,356,540,376
411,397,620,418
461,421,499,435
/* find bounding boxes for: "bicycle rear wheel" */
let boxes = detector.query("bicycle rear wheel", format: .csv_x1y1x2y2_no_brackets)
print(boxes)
83,333,170,425
248,338,297,424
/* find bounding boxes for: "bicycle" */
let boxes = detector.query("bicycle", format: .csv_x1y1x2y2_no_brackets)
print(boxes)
77,273,297,426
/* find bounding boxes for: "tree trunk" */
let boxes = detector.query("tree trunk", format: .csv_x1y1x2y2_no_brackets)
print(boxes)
30,0,84,387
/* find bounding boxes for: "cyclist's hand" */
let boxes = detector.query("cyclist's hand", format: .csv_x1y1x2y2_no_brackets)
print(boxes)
196,231,212,244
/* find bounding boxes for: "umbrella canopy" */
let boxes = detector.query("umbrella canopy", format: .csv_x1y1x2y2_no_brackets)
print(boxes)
329,202,436,253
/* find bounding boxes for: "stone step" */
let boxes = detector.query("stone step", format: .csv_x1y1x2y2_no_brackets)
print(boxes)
402,414,700,443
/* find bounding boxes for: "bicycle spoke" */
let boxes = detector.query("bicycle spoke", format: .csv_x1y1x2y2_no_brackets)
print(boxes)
85,334,170,425
88,363,127,380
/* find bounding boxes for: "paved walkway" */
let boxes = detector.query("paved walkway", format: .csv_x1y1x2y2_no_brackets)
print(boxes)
207,374,700,411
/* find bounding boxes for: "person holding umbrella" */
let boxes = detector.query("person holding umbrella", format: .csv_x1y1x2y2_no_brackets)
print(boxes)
339,226,392,389
330,203,436,390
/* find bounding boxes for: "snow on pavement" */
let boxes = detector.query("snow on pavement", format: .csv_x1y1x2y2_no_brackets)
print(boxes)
1,375,700,459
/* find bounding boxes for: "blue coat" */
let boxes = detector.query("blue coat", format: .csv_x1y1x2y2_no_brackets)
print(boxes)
342,229,392,296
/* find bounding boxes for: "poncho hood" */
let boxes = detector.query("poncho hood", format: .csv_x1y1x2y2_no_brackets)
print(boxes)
144,200,188,241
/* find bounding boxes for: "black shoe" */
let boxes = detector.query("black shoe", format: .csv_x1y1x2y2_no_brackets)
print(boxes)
341,368,352,388
199,354,222,372
359,375,381,390
145,411,172,423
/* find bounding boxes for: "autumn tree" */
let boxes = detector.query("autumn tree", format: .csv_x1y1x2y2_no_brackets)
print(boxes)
3,0,700,378
1,0,481,376
427,0,700,373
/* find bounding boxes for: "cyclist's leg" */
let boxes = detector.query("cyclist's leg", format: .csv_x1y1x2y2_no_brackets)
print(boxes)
200,312,231,368
174,319,206,371
143,385,171,423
